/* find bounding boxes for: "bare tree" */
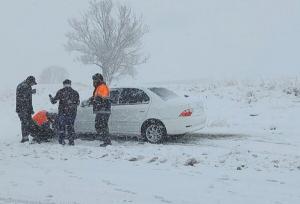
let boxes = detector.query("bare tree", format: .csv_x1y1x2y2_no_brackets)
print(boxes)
65,0,149,84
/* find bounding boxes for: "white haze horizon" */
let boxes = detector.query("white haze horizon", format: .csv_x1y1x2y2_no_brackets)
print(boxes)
0,0,300,88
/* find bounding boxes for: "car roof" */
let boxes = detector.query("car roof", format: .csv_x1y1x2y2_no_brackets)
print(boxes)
110,86,150,91
110,86,167,90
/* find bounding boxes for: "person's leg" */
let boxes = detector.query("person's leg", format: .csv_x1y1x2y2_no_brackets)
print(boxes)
38,122,52,142
95,113,102,138
31,123,43,143
58,115,66,145
95,113,106,140
44,122,55,139
18,113,31,143
66,116,76,145
96,113,111,147
102,113,111,144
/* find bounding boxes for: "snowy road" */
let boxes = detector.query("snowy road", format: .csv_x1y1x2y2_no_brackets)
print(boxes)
0,131,299,204
1,79,300,203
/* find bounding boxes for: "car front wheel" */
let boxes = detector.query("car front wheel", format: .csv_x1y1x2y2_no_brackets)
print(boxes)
142,120,167,143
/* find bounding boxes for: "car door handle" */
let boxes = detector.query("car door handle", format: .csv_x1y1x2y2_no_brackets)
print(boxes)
139,110,145,113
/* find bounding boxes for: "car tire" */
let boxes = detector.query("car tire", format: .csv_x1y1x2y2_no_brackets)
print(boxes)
142,120,167,144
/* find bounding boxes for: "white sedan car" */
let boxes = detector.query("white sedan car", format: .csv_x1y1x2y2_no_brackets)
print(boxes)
75,87,206,143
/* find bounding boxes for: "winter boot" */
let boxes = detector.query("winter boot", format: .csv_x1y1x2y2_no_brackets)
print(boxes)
32,137,42,144
68,140,75,146
20,137,29,143
58,137,66,145
100,140,112,147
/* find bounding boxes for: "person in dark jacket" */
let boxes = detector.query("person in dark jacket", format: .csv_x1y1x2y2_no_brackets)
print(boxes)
49,79,80,145
90,73,111,147
16,76,37,143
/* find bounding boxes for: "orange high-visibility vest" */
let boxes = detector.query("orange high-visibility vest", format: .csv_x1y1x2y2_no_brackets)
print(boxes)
32,110,48,126
93,84,110,98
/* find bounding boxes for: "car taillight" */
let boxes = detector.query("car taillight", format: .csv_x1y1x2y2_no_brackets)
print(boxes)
179,109,193,117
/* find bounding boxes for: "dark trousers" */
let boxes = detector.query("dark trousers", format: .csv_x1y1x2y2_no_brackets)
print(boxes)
18,113,33,139
58,115,76,142
95,113,111,143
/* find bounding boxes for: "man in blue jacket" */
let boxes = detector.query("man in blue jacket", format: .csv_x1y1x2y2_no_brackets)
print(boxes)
49,79,80,145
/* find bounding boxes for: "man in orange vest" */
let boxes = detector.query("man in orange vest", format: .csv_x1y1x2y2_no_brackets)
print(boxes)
90,73,112,147
31,110,55,143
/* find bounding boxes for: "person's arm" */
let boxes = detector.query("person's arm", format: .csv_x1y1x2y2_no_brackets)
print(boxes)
87,88,95,106
28,86,34,114
16,87,21,113
30,99,34,115
49,90,60,104
76,92,80,106
87,96,93,106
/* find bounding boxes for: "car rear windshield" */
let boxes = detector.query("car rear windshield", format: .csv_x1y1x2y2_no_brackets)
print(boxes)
149,88,179,101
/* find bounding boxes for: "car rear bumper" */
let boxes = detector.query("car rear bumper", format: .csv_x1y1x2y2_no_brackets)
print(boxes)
163,114,207,135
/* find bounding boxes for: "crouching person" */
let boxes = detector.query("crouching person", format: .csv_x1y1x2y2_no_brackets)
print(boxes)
31,110,55,143
49,79,80,145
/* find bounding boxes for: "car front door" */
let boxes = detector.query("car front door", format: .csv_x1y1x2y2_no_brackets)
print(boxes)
108,89,122,134
113,88,151,135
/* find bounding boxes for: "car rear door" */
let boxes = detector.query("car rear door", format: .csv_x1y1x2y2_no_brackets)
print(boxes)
113,88,151,134
75,100,95,134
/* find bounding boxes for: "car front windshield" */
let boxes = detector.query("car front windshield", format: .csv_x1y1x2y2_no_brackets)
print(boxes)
149,87,179,101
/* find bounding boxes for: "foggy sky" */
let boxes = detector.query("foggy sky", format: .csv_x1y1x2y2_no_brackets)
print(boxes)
0,0,300,88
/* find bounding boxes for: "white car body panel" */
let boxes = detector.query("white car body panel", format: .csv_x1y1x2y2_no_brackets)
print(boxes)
111,103,150,134
144,89,207,135
74,87,206,136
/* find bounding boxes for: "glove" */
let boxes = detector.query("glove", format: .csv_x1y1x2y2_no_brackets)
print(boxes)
49,94,55,104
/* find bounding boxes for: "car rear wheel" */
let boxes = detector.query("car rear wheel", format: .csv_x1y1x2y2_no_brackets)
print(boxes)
142,120,167,143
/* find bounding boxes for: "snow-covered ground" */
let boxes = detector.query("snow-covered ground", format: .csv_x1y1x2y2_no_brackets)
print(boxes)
0,78,300,204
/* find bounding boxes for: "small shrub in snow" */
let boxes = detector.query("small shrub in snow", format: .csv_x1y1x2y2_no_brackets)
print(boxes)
128,157,138,162
283,87,300,96
292,88,300,96
236,165,246,170
246,91,257,104
185,158,199,166
148,157,159,163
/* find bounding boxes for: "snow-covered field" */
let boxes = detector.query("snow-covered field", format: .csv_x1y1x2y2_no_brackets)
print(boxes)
1,78,300,204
